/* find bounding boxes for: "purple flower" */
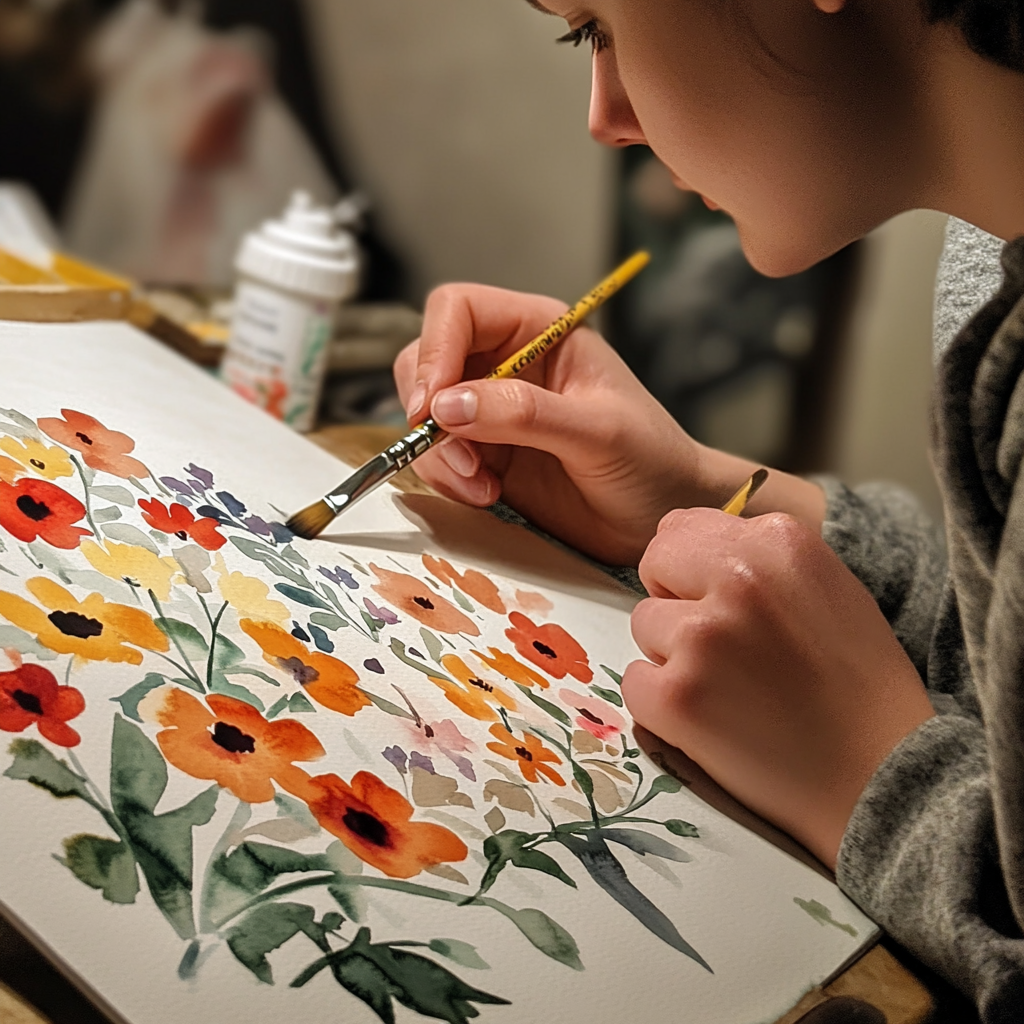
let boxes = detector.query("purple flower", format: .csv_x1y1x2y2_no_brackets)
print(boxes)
445,752,477,782
383,745,408,775
269,522,294,544
409,751,436,775
364,598,399,625
196,504,232,526
161,476,194,496
363,658,385,674
242,515,273,537
185,464,214,489
217,491,247,517
319,566,359,589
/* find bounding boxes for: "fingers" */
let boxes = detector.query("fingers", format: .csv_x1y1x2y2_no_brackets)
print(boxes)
406,285,570,422
630,596,693,664
621,658,678,741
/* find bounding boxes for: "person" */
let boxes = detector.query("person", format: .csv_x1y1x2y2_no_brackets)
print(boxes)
393,1,1024,1019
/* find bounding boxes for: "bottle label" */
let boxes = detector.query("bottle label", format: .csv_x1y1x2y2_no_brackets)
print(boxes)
221,280,334,433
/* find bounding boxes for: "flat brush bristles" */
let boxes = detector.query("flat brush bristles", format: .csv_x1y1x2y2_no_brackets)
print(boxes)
285,499,336,540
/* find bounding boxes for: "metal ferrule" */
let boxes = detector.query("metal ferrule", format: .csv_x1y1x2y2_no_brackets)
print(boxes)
322,419,446,517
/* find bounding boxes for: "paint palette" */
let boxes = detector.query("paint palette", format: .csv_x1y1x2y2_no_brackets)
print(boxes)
0,321,876,1024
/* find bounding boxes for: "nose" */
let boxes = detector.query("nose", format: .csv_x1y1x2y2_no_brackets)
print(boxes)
588,51,647,148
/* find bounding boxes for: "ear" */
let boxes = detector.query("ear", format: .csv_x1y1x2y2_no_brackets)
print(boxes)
813,0,846,11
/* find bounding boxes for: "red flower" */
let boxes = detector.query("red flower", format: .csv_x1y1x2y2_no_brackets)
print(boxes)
0,478,90,548
505,612,593,683
38,410,148,480
139,499,226,550
0,663,85,747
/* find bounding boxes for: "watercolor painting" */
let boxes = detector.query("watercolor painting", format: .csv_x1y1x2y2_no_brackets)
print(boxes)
0,322,876,1024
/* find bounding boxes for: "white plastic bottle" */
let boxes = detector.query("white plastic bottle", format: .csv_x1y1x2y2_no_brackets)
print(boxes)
221,191,359,432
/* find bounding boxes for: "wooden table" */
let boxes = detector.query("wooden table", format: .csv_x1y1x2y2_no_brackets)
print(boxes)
0,424,937,1024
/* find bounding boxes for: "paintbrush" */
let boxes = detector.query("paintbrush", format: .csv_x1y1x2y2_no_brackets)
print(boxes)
287,251,652,539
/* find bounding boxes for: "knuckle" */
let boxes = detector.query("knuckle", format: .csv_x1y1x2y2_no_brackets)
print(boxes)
502,383,540,430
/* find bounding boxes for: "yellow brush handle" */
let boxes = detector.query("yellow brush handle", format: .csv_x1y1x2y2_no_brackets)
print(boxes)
484,250,651,381
720,468,769,517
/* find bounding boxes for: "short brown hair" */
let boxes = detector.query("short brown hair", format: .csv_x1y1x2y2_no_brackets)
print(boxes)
927,0,1024,71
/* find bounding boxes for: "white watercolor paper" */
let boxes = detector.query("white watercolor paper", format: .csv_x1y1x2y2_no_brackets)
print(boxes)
0,320,876,1024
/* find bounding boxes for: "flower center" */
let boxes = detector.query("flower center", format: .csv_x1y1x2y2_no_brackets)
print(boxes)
175,530,189,541
578,707,603,725
75,432,94,446
468,677,493,692
30,459,45,470
532,640,557,659
413,596,434,610
12,689,43,715
277,656,320,686
15,495,52,522
48,610,103,638
424,724,434,738
514,745,533,761
211,721,256,754
343,808,390,847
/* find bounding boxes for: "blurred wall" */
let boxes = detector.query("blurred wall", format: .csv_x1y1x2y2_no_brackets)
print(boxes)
829,210,948,519
304,0,614,304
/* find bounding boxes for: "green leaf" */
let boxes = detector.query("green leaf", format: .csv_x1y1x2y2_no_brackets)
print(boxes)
92,506,122,524
279,545,310,569
291,927,510,1024
516,686,572,727
90,485,136,507
451,589,474,612
0,625,57,661
474,831,576,900
622,761,642,776
389,638,452,682
101,523,159,554
223,665,283,687
3,739,93,802
600,665,623,686
226,902,334,984
571,761,595,802
266,696,288,720
427,939,489,971
155,617,209,660
110,673,170,722
598,828,690,862
213,634,246,670
275,584,332,610
274,792,321,834
0,407,41,439
418,627,444,664
61,834,140,903
208,673,266,712
496,907,583,971
109,717,219,939
309,612,346,631
288,692,316,713
364,691,416,721
590,684,623,707
664,819,700,839
557,832,710,971
230,537,312,590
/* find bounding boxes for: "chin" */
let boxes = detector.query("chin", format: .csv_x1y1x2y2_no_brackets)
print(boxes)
734,219,855,278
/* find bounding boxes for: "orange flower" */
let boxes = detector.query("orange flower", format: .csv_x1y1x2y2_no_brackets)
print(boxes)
0,578,168,664
240,619,370,716
472,646,549,689
153,689,324,803
505,611,593,683
0,478,90,549
0,663,85,747
139,499,226,551
486,724,565,786
38,410,147,479
432,654,517,721
297,770,467,878
422,555,505,614
370,564,479,636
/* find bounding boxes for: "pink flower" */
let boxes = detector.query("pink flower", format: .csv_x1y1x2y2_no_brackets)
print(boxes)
559,688,626,741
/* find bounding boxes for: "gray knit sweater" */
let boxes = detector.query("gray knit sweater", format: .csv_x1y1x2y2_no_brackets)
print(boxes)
830,231,1024,1022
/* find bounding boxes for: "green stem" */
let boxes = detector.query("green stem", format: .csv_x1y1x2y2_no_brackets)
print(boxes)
154,651,204,684
199,798,251,933
67,749,113,815
70,455,100,540
199,597,228,689
149,590,204,688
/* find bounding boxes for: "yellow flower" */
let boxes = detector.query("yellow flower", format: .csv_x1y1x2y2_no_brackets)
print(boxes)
82,541,179,601
0,436,74,481
0,455,21,484
0,578,169,664
212,554,290,625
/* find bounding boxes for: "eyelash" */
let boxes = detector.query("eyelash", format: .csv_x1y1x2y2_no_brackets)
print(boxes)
556,20,609,54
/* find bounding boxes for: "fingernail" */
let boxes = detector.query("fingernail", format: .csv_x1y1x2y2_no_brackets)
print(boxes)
432,387,477,426
407,382,427,417
440,438,478,478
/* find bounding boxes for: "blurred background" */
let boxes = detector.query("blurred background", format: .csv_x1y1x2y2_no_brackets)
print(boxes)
0,0,943,519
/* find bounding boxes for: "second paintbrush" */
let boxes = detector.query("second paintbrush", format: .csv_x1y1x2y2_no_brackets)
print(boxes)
286,250,652,540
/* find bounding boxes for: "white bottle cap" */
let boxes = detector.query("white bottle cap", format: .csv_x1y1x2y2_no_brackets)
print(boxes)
235,191,360,302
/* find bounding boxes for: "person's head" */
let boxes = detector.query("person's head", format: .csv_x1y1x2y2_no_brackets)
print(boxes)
529,0,1024,276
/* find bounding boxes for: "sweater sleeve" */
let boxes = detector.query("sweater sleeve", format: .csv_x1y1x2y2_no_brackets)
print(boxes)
817,477,947,677
836,716,1024,1022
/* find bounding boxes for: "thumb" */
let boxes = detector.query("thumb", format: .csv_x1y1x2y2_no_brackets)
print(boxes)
430,378,600,460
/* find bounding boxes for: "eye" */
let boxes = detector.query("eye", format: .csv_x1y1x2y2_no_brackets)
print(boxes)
556,20,609,54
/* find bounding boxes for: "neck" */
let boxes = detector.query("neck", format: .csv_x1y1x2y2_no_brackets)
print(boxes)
923,26,1024,241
